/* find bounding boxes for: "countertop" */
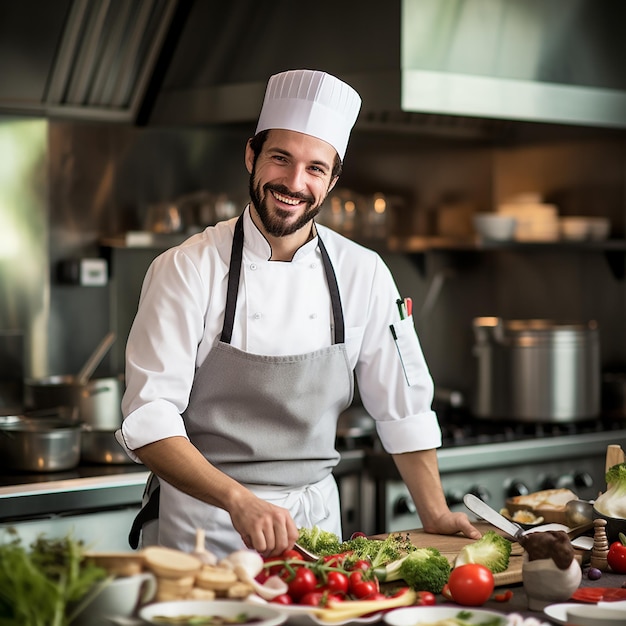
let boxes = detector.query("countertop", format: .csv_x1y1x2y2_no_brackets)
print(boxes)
0,449,367,522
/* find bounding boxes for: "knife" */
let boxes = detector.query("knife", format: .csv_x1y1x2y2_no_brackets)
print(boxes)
463,493,525,541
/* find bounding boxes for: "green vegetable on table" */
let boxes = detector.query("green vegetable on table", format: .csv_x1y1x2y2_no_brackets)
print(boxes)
453,530,512,574
0,527,108,626
296,526,343,557
372,546,452,594
594,462,626,518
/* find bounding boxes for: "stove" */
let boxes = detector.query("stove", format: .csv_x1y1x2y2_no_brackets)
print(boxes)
356,411,626,535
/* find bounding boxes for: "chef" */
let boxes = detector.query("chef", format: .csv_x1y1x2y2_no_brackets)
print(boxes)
116,69,480,559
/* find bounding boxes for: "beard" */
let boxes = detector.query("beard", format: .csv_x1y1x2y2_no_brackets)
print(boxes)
248,172,326,238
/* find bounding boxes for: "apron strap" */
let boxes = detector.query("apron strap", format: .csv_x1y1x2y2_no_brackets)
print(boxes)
220,211,345,345
220,214,244,344
128,485,160,549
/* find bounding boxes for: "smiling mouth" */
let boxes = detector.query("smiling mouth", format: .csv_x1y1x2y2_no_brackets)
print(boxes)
271,190,304,206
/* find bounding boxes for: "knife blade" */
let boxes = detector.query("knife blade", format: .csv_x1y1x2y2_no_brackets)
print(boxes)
463,493,525,541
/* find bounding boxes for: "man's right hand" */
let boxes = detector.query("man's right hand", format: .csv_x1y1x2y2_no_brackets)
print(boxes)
228,491,300,557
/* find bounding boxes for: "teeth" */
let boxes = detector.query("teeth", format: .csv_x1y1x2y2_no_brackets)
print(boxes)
272,191,300,206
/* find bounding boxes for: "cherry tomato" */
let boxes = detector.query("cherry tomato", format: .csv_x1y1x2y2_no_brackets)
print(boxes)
364,592,387,601
441,583,454,602
494,589,514,602
300,591,325,607
349,559,372,572
288,567,318,600
271,593,293,605
282,549,304,561
607,538,626,574
349,574,379,599
323,553,350,568
300,591,343,607
447,564,495,607
325,571,349,596
417,591,437,606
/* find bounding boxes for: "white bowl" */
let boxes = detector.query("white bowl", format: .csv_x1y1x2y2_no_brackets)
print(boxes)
384,606,506,626
473,213,517,241
587,217,611,240
560,217,591,241
139,599,287,626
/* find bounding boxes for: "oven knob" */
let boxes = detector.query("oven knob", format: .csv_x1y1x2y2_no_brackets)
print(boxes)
574,471,593,489
445,489,465,506
468,485,491,502
505,480,530,498
539,475,558,490
393,496,416,516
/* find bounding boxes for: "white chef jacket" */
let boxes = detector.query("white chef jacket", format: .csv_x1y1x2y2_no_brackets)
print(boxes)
118,207,441,459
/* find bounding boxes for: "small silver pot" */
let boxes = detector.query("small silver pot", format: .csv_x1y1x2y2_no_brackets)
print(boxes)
0,416,81,472
81,427,132,464
25,375,124,430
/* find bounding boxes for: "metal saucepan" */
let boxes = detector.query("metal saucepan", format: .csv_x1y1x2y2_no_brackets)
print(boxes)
80,427,132,464
24,375,124,430
0,415,81,472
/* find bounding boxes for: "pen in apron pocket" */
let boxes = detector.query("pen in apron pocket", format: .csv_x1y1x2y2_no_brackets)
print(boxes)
404,297,412,317
396,298,407,320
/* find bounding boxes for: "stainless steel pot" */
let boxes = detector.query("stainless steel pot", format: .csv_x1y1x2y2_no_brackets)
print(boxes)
0,415,81,471
24,375,124,430
80,427,132,464
472,317,600,422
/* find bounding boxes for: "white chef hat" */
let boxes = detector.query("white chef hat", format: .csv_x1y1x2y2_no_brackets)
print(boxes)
255,69,362,160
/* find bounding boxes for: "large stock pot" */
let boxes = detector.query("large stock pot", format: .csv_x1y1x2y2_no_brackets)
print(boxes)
472,317,600,422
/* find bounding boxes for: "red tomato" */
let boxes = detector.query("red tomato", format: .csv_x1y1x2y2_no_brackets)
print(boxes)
349,570,379,599
447,564,495,607
441,583,454,602
417,591,437,606
270,593,293,605
300,591,344,607
325,571,349,596
349,559,372,572
494,589,513,602
282,549,304,561
607,540,626,574
300,591,325,607
288,567,318,600
323,553,349,568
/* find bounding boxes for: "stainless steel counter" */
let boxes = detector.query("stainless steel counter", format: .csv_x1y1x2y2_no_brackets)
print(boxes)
0,464,150,522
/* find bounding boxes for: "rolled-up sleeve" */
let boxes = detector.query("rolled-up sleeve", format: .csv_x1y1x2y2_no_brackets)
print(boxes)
336,245,442,455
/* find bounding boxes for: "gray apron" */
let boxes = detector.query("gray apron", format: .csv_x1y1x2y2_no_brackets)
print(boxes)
130,213,353,554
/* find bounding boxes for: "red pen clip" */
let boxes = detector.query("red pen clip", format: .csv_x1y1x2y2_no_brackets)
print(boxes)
404,297,412,317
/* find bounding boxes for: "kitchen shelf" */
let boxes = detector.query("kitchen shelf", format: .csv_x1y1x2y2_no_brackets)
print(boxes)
385,236,626,280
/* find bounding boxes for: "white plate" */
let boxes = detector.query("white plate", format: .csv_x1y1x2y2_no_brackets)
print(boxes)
244,596,383,626
139,599,288,626
383,606,507,626
543,602,583,625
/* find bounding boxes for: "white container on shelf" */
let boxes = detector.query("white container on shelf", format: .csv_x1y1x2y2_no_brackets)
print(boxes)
473,213,517,241
498,202,559,242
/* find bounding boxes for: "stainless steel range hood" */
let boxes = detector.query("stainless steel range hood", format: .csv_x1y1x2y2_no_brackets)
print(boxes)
2,0,626,134
146,0,626,134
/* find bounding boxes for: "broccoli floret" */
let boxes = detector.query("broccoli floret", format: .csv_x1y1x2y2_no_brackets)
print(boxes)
340,532,410,568
453,530,512,574
595,463,626,518
297,526,342,556
373,547,451,594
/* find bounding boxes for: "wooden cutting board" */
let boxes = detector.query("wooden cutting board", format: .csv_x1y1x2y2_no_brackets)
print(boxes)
376,522,589,587
389,522,525,586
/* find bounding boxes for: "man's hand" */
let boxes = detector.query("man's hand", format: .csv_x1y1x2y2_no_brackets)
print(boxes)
422,510,482,540
228,492,300,557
